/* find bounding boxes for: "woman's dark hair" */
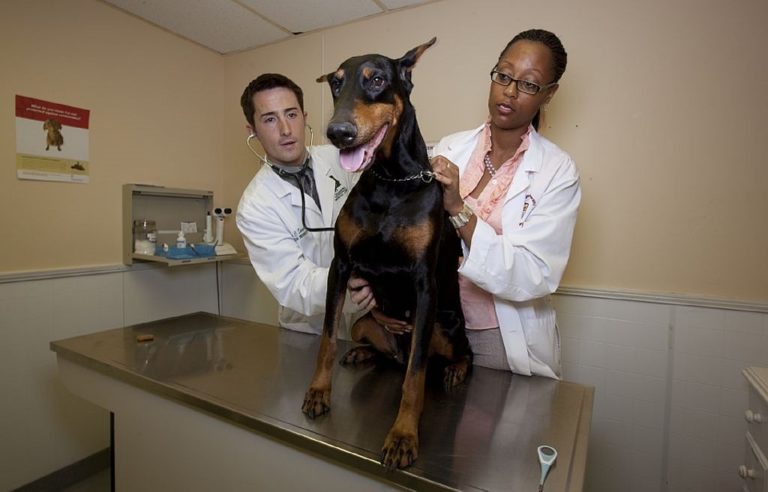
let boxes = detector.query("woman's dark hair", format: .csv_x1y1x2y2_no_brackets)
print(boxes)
498,29,567,130
240,73,304,128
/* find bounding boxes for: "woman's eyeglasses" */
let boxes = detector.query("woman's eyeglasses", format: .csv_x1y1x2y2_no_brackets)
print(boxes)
490,69,556,95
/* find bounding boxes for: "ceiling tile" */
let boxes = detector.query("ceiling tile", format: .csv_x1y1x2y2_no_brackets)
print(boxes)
104,0,290,53
238,0,382,34
377,0,431,9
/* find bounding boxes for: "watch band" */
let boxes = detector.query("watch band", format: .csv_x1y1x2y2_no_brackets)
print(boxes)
448,202,474,229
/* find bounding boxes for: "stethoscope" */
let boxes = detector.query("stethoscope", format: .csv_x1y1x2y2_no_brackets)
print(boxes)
246,125,334,233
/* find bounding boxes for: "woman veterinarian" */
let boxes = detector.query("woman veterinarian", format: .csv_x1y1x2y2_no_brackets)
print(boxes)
429,29,581,378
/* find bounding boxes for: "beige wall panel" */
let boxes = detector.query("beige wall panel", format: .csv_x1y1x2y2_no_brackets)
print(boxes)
2,0,766,302
220,35,326,249
0,0,226,272
223,0,768,301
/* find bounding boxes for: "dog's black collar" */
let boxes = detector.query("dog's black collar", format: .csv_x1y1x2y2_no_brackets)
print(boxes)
371,169,435,184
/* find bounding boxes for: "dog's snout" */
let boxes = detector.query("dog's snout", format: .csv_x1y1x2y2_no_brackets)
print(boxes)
327,122,357,147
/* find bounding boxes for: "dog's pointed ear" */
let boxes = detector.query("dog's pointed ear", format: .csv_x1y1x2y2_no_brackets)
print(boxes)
399,37,436,72
398,37,436,93
316,73,331,83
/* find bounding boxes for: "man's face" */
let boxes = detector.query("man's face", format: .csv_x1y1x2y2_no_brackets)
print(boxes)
249,87,307,166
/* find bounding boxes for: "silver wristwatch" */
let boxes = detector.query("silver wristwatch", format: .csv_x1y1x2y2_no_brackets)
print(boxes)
448,202,474,229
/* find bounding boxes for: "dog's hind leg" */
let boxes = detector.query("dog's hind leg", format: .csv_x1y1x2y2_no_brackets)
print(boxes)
342,314,403,365
429,322,472,388
302,255,351,418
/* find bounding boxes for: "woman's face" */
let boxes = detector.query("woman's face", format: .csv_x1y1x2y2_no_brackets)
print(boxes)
488,40,559,132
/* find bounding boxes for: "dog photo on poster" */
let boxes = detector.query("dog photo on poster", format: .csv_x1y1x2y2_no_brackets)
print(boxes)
15,95,90,183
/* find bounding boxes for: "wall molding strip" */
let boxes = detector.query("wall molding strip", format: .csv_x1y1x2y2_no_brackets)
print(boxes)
2,264,766,313
557,285,768,313
0,262,162,284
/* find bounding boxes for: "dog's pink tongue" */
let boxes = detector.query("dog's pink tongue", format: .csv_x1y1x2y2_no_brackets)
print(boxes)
339,146,367,172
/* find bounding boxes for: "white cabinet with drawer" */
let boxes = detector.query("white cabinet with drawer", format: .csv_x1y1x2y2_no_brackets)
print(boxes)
743,367,768,492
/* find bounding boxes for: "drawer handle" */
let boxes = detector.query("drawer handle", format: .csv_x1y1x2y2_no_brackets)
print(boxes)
745,410,764,424
738,465,757,479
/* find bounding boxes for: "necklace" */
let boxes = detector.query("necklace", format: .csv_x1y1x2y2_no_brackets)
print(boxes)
483,151,498,178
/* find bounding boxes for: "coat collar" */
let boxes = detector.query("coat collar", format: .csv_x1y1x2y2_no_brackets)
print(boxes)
456,123,544,173
259,148,334,224
447,123,544,200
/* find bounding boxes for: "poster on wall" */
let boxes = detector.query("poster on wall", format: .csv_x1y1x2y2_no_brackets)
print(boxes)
15,95,90,183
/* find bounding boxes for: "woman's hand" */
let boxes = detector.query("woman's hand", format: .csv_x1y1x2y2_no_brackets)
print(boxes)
371,309,412,335
347,276,411,334
430,155,464,215
348,276,376,310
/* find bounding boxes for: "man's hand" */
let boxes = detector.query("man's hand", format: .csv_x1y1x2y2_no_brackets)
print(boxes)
348,276,376,310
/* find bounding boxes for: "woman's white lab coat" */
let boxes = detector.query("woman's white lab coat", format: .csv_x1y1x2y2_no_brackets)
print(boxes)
433,124,581,378
236,145,360,335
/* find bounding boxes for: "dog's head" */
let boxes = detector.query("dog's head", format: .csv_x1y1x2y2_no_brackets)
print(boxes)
43,119,62,133
317,37,436,172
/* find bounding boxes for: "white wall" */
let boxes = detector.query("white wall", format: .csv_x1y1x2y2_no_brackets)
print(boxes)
555,294,768,492
0,263,220,490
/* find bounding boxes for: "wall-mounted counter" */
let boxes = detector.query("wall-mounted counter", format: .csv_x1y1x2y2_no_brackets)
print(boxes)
123,184,241,267
51,313,593,491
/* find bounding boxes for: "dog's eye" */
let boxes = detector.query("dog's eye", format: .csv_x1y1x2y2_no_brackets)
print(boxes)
330,78,343,96
371,76,385,89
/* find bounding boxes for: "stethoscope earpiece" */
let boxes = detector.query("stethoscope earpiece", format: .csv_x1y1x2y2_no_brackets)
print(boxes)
246,133,267,164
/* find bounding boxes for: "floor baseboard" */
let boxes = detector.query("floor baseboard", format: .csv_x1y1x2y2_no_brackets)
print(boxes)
13,448,110,492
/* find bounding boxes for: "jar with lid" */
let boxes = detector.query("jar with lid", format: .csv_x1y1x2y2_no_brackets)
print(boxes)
133,219,157,255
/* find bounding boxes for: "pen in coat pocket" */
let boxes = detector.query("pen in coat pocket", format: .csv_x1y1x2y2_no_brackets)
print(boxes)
519,194,536,226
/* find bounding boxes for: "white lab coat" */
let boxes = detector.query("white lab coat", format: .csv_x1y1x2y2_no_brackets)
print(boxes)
433,124,581,378
236,145,361,336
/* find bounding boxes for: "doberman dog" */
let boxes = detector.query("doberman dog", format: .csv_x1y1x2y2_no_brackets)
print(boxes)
301,38,472,469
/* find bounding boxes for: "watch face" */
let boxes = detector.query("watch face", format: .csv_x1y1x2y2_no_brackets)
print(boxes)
449,203,473,228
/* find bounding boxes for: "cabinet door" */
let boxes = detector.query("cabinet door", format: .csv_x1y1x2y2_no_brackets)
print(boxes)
741,433,767,492
747,386,768,455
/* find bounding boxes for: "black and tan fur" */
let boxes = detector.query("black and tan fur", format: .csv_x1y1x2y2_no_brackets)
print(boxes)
301,38,472,469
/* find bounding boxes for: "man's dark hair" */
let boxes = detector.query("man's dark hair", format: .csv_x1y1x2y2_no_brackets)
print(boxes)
240,73,304,128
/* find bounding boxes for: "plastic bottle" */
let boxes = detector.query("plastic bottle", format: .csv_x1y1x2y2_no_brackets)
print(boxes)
176,231,187,249
133,219,157,255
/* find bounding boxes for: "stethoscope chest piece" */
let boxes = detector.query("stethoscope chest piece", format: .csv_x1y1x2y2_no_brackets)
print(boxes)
537,445,557,491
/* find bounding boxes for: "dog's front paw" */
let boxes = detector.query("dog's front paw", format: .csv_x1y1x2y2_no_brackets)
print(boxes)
302,387,331,418
381,429,419,469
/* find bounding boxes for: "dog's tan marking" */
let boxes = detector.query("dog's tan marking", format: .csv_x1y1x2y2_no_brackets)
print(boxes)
396,368,426,422
362,66,373,79
380,95,404,157
428,323,454,359
349,314,399,359
393,220,433,260
382,364,425,467
352,101,393,138
336,209,363,248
